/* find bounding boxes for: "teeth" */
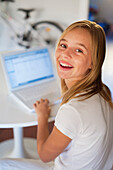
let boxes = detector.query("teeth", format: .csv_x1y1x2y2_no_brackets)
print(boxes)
60,62,72,68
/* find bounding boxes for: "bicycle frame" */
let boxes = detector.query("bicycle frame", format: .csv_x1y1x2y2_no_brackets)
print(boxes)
0,1,63,49
0,1,36,47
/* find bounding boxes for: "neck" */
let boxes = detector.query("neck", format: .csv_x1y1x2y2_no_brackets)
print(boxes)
65,79,77,89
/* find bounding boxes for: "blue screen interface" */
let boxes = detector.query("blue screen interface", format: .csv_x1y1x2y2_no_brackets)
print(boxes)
4,48,54,89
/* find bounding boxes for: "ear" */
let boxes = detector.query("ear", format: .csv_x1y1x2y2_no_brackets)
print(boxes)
89,62,92,69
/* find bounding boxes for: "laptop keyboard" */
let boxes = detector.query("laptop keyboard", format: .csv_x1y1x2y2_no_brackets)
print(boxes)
15,81,58,100
14,83,61,110
24,92,60,109
16,86,46,101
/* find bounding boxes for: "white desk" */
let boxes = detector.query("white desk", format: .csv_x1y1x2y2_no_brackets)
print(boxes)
0,59,58,159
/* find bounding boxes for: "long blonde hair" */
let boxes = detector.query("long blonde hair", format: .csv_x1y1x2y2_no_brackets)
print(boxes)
56,20,113,107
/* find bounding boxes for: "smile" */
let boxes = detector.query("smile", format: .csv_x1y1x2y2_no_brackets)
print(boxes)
59,60,73,70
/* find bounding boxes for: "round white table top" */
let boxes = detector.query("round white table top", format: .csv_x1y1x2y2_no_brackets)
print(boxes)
0,57,57,128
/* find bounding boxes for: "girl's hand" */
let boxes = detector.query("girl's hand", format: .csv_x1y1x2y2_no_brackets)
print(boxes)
33,98,51,120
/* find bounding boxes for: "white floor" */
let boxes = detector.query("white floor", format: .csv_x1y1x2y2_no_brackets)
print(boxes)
0,138,39,159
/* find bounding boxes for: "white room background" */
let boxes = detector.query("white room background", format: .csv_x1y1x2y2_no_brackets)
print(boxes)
7,0,89,25
0,0,89,51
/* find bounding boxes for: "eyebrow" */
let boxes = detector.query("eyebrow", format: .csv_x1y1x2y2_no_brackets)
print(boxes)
77,43,88,52
60,38,88,52
60,38,67,42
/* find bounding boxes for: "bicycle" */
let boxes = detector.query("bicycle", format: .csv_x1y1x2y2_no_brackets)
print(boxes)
0,0,64,50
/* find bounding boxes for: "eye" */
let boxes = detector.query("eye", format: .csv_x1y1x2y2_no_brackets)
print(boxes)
60,44,67,48
76,49,83,53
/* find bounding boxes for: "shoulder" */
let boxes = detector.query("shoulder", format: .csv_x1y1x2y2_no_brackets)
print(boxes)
54,102,82,139
55,102,81,125
56,93,101,119
55,93,106,129
65,93,100,115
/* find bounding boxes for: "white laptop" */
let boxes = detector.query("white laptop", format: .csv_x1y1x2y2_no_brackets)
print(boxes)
1,47,61,113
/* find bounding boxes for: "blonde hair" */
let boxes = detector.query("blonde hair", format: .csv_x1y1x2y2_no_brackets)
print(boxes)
56,20,113,107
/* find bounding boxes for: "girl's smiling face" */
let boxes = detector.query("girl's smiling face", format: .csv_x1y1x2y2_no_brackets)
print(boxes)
55,28,92,89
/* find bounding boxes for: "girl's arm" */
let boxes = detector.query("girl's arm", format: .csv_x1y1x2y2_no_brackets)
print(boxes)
34,99,72,162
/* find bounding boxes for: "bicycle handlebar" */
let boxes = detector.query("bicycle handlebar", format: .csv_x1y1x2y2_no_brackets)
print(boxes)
18,8,35,19
1,0,15,2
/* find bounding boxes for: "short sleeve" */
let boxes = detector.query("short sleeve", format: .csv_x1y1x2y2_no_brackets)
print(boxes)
54,103,81,139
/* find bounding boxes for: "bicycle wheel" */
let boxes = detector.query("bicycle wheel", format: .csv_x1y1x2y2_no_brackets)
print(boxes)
31,20,64,48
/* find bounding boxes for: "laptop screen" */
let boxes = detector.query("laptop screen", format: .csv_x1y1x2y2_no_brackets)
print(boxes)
3,48,54,89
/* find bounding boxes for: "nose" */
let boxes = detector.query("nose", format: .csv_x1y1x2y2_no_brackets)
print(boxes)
62,48,73,59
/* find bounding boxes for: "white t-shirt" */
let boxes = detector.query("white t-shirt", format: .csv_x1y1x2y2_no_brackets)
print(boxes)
54,93,113,170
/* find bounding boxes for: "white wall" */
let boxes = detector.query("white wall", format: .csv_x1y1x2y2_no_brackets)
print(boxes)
8,0,89,26
0,0,90,51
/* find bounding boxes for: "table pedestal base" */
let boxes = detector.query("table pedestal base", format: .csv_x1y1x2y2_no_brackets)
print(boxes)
0,138,39,159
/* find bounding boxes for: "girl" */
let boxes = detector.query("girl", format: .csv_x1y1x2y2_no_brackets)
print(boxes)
0,20,113,170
